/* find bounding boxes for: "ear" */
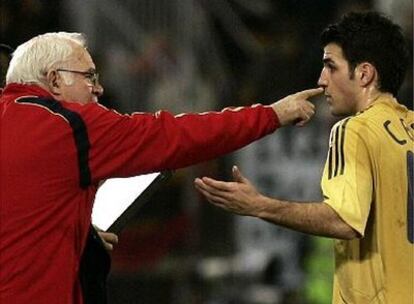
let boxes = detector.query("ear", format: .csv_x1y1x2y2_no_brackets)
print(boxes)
355,62,377,88
45,70,62,95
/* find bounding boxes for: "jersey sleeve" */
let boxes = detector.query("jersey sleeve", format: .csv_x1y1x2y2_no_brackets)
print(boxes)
69,102,279,183
321,118,373,236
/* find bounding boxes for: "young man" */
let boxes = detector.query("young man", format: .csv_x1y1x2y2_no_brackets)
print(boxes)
195,12,413,303
0,32,320,303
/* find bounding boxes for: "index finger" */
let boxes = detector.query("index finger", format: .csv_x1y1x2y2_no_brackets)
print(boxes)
296,87,324,99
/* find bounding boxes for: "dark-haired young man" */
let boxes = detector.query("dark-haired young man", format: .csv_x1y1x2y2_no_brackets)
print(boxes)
195,11,413,303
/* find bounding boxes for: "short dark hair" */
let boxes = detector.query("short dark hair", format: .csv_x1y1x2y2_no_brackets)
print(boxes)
321,11,409,96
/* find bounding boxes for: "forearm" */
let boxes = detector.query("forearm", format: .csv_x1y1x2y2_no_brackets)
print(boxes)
194,166,355,239
255,196,358,240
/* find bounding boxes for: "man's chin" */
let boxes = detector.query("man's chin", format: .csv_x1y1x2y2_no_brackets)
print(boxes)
329,103,347,116
329,105,350,117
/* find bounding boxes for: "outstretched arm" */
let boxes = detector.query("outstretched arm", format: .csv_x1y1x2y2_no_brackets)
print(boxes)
194,166,358,240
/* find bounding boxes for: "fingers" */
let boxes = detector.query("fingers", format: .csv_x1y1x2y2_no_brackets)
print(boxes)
194,177,230,195
104,243,114,251
194,167,248,197
295,100,316,127
194,178,235,211
296,87,324,99
293,88,321,126
98,231,119,251
197,176,233,192
232,166,251,185
271,87,321,127
232,166,243,183
194,181,230,206
101,232,119,245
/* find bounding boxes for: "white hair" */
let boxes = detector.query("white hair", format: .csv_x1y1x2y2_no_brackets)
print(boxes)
6,32,87,85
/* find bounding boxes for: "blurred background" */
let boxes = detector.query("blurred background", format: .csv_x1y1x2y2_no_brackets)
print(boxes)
1,0,412,303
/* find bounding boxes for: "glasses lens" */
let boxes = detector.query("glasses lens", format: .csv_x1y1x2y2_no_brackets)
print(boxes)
93,73,99,86
85,72,98,86
57,69,99,86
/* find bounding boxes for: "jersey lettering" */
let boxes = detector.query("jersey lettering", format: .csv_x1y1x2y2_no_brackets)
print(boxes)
383,119,414,146
400,119,414,141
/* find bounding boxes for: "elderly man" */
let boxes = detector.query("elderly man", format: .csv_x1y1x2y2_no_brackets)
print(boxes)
0,32,321,303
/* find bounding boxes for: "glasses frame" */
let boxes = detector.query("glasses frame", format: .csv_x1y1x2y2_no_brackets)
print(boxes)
56,68,99,86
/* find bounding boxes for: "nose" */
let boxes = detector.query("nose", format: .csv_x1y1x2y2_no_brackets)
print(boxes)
92,83,104,97
317,68,328,88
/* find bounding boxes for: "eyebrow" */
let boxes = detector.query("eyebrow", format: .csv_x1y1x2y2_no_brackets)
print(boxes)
323,58,335,64
322,58,338,67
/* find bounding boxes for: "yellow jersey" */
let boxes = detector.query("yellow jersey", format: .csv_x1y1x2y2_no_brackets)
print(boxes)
321,94,414,303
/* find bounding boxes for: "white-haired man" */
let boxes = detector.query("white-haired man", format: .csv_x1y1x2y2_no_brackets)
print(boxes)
0,32,321,303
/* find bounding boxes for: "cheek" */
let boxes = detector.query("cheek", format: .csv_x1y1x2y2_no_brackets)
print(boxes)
85,85,94,95
331,76,353,99
60,86,76,101
332,81,357,114
76,83,93,95
66,84,94,103
78,87,94,103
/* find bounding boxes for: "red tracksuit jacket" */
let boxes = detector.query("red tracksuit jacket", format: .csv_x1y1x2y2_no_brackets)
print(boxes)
0,83,279,303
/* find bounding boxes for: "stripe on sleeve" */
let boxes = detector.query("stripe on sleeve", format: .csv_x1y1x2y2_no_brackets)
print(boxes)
327,124,337,180
328,118,351,180
333,124,341,177
328,146,333,179
339,118,351,175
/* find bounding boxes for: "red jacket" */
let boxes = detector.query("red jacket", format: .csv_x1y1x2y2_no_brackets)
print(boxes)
0,83,279,303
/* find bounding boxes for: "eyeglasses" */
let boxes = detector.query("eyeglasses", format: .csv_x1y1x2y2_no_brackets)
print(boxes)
56,68,100,86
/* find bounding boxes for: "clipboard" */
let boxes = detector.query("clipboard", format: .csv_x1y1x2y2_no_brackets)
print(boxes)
92,171,172,233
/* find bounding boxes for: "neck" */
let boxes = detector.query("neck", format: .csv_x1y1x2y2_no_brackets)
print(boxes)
355,86,389,112
36,82,61,100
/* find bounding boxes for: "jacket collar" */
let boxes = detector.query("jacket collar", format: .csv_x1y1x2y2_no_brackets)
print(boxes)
1,83,54,100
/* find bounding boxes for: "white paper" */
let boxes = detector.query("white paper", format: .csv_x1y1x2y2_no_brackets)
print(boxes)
92,173,160,231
